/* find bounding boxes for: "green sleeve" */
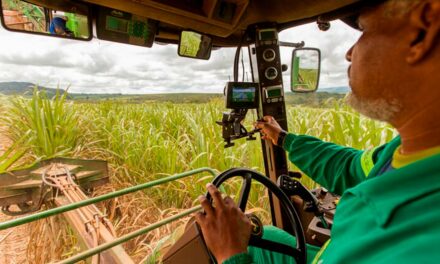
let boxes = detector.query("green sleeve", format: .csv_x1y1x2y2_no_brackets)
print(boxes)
224,226,321,264
283,134,376,195
223,252,254,264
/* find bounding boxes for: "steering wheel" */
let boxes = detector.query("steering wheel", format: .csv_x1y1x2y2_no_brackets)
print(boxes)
204,167,307,264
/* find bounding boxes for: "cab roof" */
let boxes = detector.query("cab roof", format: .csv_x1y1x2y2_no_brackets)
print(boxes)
83,0,364,46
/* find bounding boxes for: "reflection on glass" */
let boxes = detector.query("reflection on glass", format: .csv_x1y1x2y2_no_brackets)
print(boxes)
179,31,212,60
291,49,320,92
1,0,90,39
49,17,73,37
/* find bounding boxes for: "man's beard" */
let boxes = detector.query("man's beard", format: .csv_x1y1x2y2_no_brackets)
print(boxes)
345,92,402,123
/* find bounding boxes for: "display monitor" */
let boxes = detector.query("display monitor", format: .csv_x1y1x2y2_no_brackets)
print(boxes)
259,29,277,41
225,82,260,109
97,7,157,48
265,85,283,98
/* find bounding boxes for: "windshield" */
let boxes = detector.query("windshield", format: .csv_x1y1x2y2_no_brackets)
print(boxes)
0,21,359,94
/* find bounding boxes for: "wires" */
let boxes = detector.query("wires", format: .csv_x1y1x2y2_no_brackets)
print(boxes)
241,47,245,81
233,31,247,82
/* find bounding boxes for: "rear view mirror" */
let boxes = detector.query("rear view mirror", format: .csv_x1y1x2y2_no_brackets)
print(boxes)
291,48,321,93
0,0,92,40
178,31,212,60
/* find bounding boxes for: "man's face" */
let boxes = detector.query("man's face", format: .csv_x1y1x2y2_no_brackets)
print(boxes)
54,26,66,35
345,2,412,122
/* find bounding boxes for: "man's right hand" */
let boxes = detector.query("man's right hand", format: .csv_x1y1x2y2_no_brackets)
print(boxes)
255,116,284,146
195,184,251,263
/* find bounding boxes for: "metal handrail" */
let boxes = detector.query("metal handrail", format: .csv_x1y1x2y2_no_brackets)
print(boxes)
0,167,217,231
57,205,202,264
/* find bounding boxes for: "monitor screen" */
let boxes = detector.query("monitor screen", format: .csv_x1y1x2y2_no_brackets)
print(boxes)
232,87,256,103
226,82,259,109
267,88,282,98
106,16,129,33
259,30,276,41
97,7,157,48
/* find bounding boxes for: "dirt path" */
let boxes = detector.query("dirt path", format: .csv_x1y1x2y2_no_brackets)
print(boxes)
0,128,30,264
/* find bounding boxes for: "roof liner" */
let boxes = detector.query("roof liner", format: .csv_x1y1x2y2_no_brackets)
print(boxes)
83,0,363,46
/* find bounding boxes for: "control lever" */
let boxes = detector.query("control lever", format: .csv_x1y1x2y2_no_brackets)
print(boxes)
277,174,329,229
247,213,264,238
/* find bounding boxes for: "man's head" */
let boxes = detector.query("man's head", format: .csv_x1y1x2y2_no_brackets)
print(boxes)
49,17,70,36
345,0,440,126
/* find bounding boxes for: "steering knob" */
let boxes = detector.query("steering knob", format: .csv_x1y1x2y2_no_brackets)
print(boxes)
247,213,264,238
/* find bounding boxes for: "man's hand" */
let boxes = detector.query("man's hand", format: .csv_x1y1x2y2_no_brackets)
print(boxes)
255,116,283,145
195,183,252,263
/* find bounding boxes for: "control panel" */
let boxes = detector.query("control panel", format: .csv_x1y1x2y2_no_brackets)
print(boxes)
253,26,287,133
263,85,284,104
258,29,279,46
251,26,290,228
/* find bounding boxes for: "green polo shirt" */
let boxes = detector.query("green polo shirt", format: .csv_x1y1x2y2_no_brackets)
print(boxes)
225,135,440,264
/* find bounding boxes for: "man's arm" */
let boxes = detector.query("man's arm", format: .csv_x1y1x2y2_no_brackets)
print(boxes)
256,116,380,195
283,133,370,195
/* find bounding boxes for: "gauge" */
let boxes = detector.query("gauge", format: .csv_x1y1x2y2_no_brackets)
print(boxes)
265,67,278,80
263,49,276,62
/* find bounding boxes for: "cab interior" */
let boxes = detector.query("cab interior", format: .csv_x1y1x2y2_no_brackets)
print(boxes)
0,0,367,263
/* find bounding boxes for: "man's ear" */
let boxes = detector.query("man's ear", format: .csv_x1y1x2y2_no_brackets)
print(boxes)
407,0,440,64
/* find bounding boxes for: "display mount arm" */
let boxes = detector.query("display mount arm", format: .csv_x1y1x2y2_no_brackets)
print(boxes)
216,109,261,148
279,41,305,48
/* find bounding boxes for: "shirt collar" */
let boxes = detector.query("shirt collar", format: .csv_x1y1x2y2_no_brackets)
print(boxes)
392,145,440,168
367,137,401,178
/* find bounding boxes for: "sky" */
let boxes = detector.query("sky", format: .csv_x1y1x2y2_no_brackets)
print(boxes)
0,20,360,94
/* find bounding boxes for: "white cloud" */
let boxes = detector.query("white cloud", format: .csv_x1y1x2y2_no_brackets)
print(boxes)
0,20,360,94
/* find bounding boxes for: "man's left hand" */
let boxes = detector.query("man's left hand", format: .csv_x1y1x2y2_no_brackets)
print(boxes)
195,183,252,263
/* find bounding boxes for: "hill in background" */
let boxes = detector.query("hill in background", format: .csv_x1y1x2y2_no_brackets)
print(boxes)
0,82,347,106
0,82,67,97
319,86,349,94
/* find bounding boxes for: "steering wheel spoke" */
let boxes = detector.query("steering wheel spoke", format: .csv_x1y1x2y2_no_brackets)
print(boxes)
237,173,252,212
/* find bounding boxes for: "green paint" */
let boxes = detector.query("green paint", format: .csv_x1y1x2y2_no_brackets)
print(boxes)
292,56,300,87
0,167,217,231
57,206,202,264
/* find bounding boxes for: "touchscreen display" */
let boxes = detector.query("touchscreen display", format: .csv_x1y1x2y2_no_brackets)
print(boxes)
232,87,256,103
226,82,259,109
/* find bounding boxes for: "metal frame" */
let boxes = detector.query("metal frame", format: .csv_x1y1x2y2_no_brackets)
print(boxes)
0,167,216,230
250,24,291,230
57,206,202,264
0,167,217,262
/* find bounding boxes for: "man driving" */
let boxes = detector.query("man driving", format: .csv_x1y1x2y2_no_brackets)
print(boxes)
49,17,74,37
195,0,440,263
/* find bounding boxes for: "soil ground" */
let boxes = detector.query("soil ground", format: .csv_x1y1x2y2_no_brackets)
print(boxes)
0,129,29,264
